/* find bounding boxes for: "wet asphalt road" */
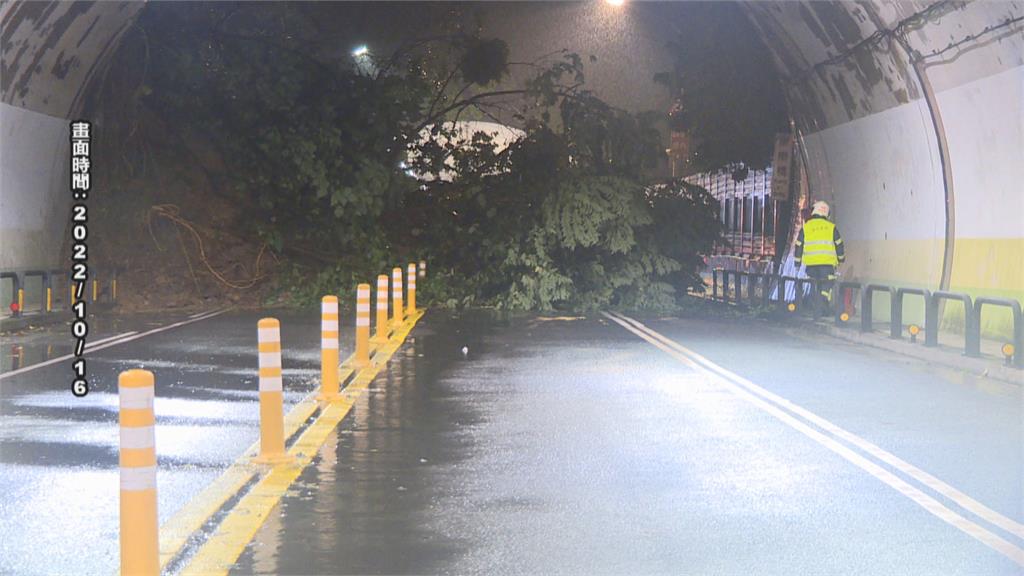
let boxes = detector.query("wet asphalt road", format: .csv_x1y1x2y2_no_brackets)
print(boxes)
0,308,337,575
231,311,1021,575
1,308,1022,574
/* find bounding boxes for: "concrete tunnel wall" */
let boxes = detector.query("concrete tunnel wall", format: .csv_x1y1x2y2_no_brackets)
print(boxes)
1,1,142,272
1,1,1021,335
745,1,1024,336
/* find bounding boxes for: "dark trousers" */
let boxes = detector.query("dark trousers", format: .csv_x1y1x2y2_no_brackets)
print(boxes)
805,264,836,315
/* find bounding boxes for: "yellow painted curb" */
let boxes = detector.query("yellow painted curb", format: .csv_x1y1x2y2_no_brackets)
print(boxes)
174,309,424,576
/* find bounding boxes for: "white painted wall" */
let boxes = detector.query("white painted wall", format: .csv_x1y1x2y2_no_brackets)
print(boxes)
0,102,70,270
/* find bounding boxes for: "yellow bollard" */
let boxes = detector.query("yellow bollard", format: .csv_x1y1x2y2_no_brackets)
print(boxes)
70,283,76,306
17,288,24,313
92,279,98,302
371,275,389,343
392,267,404,326
354,284,371,367
254,318,292,464
112,278,118,301
46,287,52,312
119,369,159,576
407,263,417,314
318,296,340,401
418,260,426,279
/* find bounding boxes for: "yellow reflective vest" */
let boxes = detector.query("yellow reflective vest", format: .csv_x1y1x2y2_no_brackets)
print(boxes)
799,218,839,267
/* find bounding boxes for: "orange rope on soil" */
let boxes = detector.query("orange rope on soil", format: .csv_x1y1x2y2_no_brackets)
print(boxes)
147,204,273,290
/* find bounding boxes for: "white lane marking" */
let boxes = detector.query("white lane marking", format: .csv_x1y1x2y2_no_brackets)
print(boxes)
89,331,140,348
607,311,1024,540
603,312,1024,567
0,309,228,381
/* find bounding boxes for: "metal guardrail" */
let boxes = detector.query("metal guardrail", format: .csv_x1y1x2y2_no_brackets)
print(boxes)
861,284,894,334
972,297,1022,367
893,288,931,340
708,268,1021,368
1,268,119,319
925,291,974,354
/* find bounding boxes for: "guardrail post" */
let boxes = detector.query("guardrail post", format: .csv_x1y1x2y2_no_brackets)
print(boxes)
255,318,291,463
372,275,389,343
319,296,340,401
890,291,902,339
965,309,981,358
2,272,23,317
355,284,371,367
925,294,939,347
119,369,159,576
44,271,52,312
970,298,1022,362
861,287,873,333
392,267,404,325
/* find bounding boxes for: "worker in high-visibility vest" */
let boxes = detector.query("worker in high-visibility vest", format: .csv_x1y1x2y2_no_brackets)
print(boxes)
794,200,845,312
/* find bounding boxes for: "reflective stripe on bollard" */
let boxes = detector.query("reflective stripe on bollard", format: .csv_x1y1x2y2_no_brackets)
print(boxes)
354,284,371,367
407,263,417,314
372,275,389,343
392,267,404,325
119,369,159,576
254,318,292,464
319,296,340,401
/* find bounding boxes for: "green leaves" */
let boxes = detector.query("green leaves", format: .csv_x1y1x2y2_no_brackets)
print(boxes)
136,3,719,312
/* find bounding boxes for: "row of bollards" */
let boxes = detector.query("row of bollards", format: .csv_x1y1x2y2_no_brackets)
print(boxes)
118,261,425,575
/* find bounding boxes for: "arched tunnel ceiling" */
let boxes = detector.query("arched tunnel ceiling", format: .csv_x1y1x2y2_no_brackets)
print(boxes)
2,1,1022,325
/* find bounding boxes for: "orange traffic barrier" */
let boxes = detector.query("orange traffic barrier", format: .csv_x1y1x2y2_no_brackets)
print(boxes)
254,318,292,464
392,267,404,325
318,296,340,401
371,275,389,343
354,284,371,367
119,369,159,576
407,263,417,314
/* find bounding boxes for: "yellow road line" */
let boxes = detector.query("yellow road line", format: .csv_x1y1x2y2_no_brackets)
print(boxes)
603,311,1024,568
178,310,423,576
158,361,359,568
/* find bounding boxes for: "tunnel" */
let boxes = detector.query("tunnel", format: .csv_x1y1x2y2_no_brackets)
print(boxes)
1,3,1024,574
2,1,1021,335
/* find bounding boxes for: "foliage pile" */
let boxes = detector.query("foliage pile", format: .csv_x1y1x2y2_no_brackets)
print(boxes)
124,3,721,311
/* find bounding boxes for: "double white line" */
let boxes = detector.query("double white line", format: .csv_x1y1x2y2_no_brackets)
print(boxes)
0,308,229,381
603,311,1024,567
